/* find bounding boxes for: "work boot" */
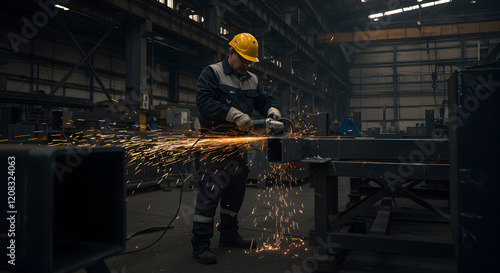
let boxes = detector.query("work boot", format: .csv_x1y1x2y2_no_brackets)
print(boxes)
219,236,258,249
193,249,217,264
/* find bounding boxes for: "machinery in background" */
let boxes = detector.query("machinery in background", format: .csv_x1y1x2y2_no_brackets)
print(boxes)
303,113,363,138
337,115,362,137
0,106,47,141
156,105,199,132
435,100,449,137
304,112,334,136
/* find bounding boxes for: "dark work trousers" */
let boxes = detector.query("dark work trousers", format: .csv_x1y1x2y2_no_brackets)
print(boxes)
191,150,249,251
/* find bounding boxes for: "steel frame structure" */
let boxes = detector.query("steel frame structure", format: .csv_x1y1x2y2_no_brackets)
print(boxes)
266,137,454,269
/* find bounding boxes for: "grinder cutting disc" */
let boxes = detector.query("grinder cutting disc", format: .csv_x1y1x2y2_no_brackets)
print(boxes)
268,118,293,138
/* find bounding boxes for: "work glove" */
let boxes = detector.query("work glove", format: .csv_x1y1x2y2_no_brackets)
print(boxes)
226,107,253,131
267,107,282,120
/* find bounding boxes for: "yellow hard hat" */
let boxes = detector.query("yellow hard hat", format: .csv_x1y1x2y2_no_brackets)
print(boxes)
229,33,259,63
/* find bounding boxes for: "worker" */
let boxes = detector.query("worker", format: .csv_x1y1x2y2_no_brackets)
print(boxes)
192,32,281,264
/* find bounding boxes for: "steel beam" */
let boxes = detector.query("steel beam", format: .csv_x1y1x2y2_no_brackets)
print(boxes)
267,137,303,163
331,161,449,181
393,44,398,131
101,0,325,99
50,25,116,95
267,137,449,163
331,180,403,231
308,160,332,243
370,199,392,235
395,185,450,221
324,232,455,258
0,90,94,108
318,20,500,44
449,68,500,271
239,0,351,90
304,0,330,32
280,135,453,260
256,61,325,99
60,23,115,105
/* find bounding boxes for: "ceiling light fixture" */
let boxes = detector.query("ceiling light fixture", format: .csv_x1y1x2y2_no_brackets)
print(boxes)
54,4,70,11
368,12,384,19
385,8,404,15
368,0,451,20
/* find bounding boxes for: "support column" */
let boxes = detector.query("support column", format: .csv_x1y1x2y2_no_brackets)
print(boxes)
283,0,294,27
125,19,149,129
281,54,293,119
304,93,314,114
204,0,220,35
460,38,466,70
393,44,398,133
201,0,221,68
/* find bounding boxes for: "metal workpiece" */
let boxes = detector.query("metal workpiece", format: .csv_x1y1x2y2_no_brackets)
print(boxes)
267,136,449,163
449,68,500,271
306,157,454,259
279,136,454,261
267,137,304,163
303,137,449,162
0,145,126,273
309,160,449,181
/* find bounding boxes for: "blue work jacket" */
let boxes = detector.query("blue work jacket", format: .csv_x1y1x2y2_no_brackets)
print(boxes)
196,57,278,132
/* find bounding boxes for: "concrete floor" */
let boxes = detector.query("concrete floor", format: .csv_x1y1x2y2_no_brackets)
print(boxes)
70,177,456,273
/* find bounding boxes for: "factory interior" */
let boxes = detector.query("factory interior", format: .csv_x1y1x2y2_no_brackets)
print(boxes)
1,0,500,272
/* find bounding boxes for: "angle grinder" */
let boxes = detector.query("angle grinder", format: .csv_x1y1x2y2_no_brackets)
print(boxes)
252,118,294,138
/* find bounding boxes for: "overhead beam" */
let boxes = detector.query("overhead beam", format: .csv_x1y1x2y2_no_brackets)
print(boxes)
0,90,94,108
239,0,351,90
50,25,116,95
304,0,330,32
100,0,326,98
318,20,500,44
255,61,325,99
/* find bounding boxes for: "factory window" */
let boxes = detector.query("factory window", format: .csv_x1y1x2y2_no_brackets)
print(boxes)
157,0,174,9
220,27,229,35
271,59,282,68
189,13,204,23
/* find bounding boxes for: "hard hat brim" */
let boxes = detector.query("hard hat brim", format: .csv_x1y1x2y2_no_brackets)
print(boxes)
239,53,259,63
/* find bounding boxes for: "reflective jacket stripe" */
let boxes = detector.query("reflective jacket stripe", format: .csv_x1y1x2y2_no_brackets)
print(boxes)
220,208,238,217
194,214,214,223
